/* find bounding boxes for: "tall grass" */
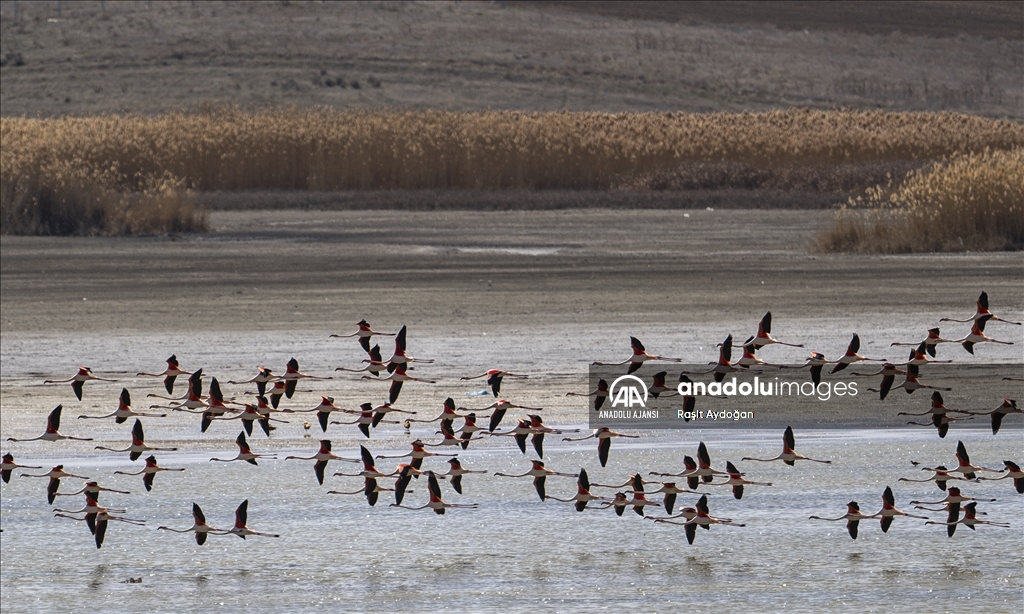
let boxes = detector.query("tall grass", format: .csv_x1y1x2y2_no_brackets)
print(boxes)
2,107,1022,235
815,148,1024,253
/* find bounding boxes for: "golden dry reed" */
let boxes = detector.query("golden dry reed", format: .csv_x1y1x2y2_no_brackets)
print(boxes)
815,148,1024,252
2,107,1022,235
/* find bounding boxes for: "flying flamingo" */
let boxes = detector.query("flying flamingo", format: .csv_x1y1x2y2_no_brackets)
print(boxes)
691,442,731,484
651,495,745,544
734,338,785,369
1,453,42,483
810,501,874,540
279,358,332,398
911,486,996,511
335,344,387,377
408,397,470,433
590,474,662,516
546,468,607,511
710,461,772,500
562,427,640,467
900,342,953,367
367,401,420,428
454,413,487,449
226,500,280,538
55,488,106,534
871,486,929,532
592,336,683,375
137,355,191,394
244,396,294,436
650,455,702,490
260,380,312,409
55,509,145,548
53,480,130,499
464,399,542,433
650,443,730,487
157,503,227,545
334,445,397,480
440,458,486,494
494,460,577,501
330,319,396,353
391,463,428,505
165,377,239,432
590,472,646,491
905,411,974,438
646,500,699,523
389,471,477,515
830,333,884,374
912,486,995,536
210,432,276,465
599,492,630,516
376,440,456,471
421,420,464,449
489,418,537,455
979,460,1024,493
647,482,701,514
852,362,905,400
523,414,578,458
53,492,126,516
461,369,529,397
113,455,184,491
749,311,804,349
891,327,955,358
362,365,435,405
20,465,89,504
328,476,399,506
6,405,93,443
43,366,116,400
330,404,399,438
148,369,204,406
647,371,678,398
211,402,289,437
898,465,977,491
897,391,971,418
228,367,279,397
385,325,435,372
964,398,1020,435
780,351,828,386
925,502,1011,534
286,396,352,433
869,362,950,397
919,440,1005,480
94,419,178,461
940,291,1022,326
616,491,665,517
285,439,357,485
79,388,166,423
566,378,609,411
953,315,1016,355
741,426,832,465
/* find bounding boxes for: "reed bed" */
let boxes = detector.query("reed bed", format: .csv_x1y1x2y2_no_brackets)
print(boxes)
815,148,1024,253
2,108,1022,236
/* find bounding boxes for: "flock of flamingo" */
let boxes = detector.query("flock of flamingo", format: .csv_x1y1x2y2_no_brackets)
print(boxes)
2,292,1021,548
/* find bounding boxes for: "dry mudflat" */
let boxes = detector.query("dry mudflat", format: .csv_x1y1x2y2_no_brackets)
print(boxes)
1,1,1020,117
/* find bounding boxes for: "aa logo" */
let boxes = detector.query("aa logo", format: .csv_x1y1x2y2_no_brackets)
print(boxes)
609,374,648,408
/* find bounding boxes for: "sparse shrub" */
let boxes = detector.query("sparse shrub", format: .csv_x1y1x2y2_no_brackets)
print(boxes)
815,148,1024,252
